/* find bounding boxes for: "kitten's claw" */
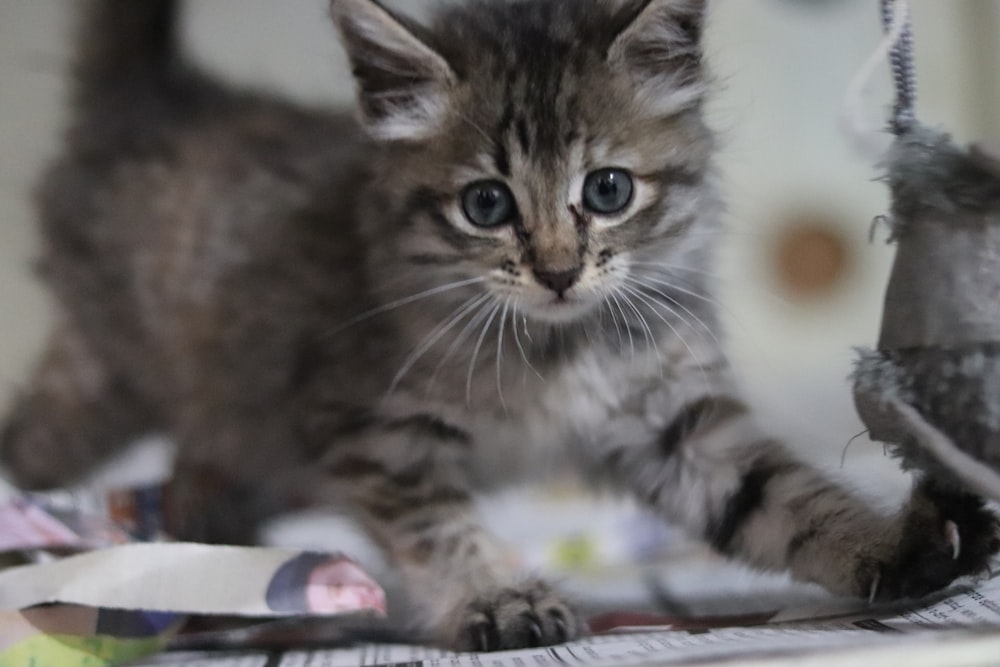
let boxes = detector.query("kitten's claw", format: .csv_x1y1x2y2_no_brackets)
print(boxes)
476,624,493,652
528,619,544,647
450,581,581,651
868,571,881,605
553,614,570,643
859,483,999,603
945,520,961,560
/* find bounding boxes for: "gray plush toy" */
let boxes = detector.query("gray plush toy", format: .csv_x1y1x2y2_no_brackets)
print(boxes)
852,1,1000,508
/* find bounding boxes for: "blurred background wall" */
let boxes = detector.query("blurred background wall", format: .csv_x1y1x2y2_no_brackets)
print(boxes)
1,0,998,495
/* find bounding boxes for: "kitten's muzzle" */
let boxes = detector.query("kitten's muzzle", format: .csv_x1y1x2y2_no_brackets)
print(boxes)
533,267,582,296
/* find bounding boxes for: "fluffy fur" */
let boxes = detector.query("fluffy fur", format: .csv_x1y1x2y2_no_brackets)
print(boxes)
2,0,997,651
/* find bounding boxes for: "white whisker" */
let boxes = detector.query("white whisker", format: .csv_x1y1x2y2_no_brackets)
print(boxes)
619,284,664,376
495,299,510,410
634,269,774,369
511,300,543,381
466,302,502,406
633,271,741,324
427,295,495,394
624,275,722,351
619,281,712,391
631,261,789,305
608,290,636,362
580,315,595,347
601,295,625,352
328,277,486,336
633,270,759,341
663,229,765,241
389,293,489,397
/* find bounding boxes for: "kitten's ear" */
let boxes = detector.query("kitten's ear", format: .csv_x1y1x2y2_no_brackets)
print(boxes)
608,0,708,114
331,0,455,142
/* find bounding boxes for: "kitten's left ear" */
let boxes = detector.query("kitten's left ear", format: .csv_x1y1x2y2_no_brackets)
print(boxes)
331,0,456,142
608,0,708,114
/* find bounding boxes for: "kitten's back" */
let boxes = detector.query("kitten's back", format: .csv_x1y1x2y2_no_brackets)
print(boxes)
14,0,376,490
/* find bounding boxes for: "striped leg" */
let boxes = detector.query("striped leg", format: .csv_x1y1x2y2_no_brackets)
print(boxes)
319,413,582,651
599,390,999,601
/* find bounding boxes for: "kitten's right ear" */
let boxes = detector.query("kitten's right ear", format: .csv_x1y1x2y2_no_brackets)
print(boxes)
331,0,455,142
608,0,708,115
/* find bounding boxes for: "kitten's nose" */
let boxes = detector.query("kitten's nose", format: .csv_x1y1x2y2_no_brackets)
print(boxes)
533,267,581,295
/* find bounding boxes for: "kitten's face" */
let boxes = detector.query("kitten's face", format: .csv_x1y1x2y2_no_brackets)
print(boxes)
335,0,715,326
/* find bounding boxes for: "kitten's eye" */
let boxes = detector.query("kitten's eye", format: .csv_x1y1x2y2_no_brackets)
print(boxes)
461,181,516,228
583,168,634,215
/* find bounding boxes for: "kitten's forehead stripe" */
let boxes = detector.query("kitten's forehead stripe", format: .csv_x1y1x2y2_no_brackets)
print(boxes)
515,117,531,155
493,141,511,177
444,3,617,169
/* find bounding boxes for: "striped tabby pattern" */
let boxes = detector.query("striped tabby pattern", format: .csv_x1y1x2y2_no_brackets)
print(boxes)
2,0,996,651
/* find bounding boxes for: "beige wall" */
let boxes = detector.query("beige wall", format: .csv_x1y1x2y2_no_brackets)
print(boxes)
0,0,998,481
0,0,68,407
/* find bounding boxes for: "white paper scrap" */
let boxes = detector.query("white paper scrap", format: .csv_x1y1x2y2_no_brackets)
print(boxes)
0,543,386,618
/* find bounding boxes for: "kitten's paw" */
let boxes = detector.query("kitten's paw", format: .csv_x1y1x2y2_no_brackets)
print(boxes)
449,580,583,652
864,484,999,603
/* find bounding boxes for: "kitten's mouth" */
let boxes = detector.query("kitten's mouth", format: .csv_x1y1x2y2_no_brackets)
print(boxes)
524,294,595,324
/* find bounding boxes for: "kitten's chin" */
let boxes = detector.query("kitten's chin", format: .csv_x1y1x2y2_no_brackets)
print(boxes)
522,296,598,325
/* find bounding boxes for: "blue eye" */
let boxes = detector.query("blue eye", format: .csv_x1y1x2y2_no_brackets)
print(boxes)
461,181,516,228
583,168,634,215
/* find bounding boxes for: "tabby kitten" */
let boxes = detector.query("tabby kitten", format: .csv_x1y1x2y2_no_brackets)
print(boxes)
2,0,997,652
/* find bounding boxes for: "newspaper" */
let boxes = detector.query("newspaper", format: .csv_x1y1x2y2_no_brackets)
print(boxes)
5,493,1000,667
125,574,1000,667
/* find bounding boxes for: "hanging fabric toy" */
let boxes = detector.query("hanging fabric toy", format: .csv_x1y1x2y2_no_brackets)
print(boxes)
852,1,1000,513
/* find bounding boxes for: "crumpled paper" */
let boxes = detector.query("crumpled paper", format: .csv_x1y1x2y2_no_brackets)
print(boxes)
0,493,385,667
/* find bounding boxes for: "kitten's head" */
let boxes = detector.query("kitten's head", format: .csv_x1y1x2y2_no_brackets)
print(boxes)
332,0,717,326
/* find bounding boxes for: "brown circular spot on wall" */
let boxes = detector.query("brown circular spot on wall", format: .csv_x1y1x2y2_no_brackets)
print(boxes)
773,213,851,297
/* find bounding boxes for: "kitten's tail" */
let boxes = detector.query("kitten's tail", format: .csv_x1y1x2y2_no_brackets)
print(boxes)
72,0,183,108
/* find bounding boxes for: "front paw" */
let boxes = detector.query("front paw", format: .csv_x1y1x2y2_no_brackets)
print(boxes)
447,580,583,652
865,482,999,602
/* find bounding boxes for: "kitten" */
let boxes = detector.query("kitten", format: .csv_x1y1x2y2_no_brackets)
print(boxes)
2,0,997,652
